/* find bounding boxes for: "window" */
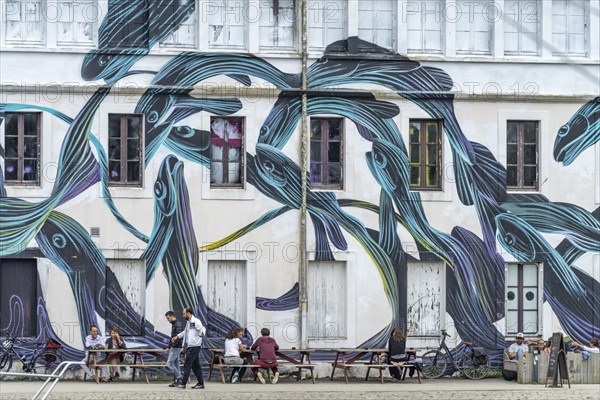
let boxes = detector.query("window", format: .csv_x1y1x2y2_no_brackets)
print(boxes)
207,260,247,333
210,117,244,187
56,0,96,47
455,0,493,54
406,0,443,54
3,0,45,45
409,119,442,190
105,0,149,49
506,120,538,190
3,112,41,185
406,262,444,337
307,0,346,49
504,0,540,55
106,259,145,336
159,0,197,49
259,0,296,50
552,0,588,56
310,118,343,189
108,114,143,187
358,0,395,50
506,263,540,335
307,261,346,339
208,0,246,49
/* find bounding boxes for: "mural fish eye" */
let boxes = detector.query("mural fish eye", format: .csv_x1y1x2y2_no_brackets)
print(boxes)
255,145,289,186
52,233,67,249
147,111,160,124
174,125,195,138
154,156,181,216
495,215,536,259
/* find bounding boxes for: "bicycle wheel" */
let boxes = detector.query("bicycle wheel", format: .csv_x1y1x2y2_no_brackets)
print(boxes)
32,352,63,380
0,352,13,380
420,350,448,379
460,354,490,380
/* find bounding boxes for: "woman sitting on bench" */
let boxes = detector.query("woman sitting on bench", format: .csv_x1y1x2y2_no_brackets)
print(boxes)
388,327,408,381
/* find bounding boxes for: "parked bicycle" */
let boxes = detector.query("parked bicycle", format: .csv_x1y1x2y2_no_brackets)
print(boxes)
420,330,490,379
0,336,63,380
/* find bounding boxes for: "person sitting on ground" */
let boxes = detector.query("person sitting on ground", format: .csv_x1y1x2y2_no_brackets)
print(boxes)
105,327,126,381
507,333,528,360
224,327,248,383
387,327,408,381
251,328,279,384
82,325,107,381
544,337,552,354
572,338,600,355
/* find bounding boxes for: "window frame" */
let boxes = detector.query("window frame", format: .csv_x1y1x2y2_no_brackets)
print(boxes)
506,262,541,336
107,113,144,188
408,119,443,191
209,116,245,189
551,0,590,57
258,0,297,51
307,0,348,50
207,0,248,50
3,112,42,186
455,0,494,55
357,0,397,51
309,117,344,191
504,0,541,56
506,120,539,191
406,0,444,54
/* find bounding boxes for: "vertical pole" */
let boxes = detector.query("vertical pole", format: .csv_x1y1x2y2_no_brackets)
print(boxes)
299,0,309,349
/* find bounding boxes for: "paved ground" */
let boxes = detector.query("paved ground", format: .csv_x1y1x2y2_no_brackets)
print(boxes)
1,378,598,400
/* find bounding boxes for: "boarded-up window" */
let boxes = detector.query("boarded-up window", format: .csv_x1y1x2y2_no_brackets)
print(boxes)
3,0,45,45
358,0,395,50
259,0,296,50
307,261,346,339
406,262,444,337
57,0,96,47
455,0,493,54
207,260,247,327
208,0,247,49
159,0,197,49
307,0,346,49
0,259,38,337
106,259,145,336
406,0,443,54
506,263,540,335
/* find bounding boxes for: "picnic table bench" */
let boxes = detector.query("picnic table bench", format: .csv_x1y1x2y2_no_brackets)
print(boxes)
86,348,168,384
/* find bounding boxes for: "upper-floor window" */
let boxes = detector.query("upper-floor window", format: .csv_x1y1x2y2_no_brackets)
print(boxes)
308,0,346,50
504,0,540,55
552,0,588,56
105,0,149,50
159,0,197,49
208,0,246,49
406,0,443,54
57,0,96,47
3,112,41,185
409,119,442,190
506,120,539,190
358,0,395,50
310,118,343,190
3,0,45,45
455,0,493,55
210,117,244,188
259,0,296,50
108,114,143,187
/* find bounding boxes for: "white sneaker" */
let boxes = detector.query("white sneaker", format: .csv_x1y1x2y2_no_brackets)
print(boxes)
272,372,279,384
257,372,266,384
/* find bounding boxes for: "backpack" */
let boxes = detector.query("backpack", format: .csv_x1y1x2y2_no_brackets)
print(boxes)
502,369,518,381
472,347,488,366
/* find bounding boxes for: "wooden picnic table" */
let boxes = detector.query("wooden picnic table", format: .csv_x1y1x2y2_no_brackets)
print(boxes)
208,348,317,384
87,348,168,384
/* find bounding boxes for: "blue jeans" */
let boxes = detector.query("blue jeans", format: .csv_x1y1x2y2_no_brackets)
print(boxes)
166,347,183,381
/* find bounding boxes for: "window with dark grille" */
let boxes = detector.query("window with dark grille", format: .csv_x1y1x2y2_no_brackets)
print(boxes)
3,112,41,185
506,263,540,335
506,120,539,190
409,119,442,190
0,259,38,337
310,118,343,190
108,114,143,187
210,117,244,188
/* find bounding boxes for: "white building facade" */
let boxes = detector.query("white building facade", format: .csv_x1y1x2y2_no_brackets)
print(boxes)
0,0,599,365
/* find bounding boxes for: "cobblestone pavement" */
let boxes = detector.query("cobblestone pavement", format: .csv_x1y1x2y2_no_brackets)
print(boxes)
1,379,598,400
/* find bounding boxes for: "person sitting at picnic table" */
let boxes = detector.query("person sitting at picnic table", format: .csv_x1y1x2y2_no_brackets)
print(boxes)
507,333,528,360
387,327,408,381
224,327,248,383
251,328,279,384
105,327,126,381
82,325,107,381
572,338,600,359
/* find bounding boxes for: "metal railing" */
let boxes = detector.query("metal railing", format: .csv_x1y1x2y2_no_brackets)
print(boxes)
0,361,85,400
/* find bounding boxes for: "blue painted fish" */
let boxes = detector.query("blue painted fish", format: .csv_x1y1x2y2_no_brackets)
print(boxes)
554,97,600,165
81,0,197,82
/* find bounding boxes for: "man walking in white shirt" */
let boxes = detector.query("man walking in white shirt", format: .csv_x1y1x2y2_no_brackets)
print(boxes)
172,307,206,389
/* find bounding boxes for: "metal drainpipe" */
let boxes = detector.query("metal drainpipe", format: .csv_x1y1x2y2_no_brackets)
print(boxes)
299,0,309,350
